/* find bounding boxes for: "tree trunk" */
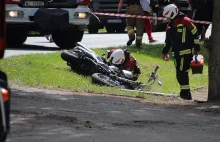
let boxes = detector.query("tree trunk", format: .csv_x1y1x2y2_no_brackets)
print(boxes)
208,0,220,101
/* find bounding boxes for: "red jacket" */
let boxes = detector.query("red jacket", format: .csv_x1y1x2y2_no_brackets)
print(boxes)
162,12,201,57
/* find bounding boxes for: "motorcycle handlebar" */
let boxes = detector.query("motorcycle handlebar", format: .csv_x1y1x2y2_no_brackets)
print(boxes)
154,65,159,73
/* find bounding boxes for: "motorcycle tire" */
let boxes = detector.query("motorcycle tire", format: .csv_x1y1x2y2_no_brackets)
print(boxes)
61,50,81,65
92,73,120,87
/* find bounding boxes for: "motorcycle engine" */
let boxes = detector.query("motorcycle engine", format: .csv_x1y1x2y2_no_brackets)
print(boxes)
122,70,133,79
109,66,134,79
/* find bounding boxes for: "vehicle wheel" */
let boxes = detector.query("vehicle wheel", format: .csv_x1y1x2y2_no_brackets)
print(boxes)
92,73,120,87
52,27,84,49
6,25,28,47
115,24,126,33
88,26,99,34
105,25,115,33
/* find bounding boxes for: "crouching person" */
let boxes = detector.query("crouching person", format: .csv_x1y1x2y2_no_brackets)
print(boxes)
161,4,201,100
102,49,141,81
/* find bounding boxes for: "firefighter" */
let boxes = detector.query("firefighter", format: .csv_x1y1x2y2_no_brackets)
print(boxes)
189,0,214,41
103,49,141,80
161,4,201,100
118,0,144,48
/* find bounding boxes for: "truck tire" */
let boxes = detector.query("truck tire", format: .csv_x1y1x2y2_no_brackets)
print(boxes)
115,24,126,33
105,25,115,33
52,27,84,49
6,25,28,47
88,26,99,34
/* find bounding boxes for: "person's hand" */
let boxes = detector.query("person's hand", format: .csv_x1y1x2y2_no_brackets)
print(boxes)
163,54,170,61
193,50,199,55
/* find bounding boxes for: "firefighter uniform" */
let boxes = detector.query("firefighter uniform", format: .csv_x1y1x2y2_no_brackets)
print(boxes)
126,0,144,47
162,12,201,100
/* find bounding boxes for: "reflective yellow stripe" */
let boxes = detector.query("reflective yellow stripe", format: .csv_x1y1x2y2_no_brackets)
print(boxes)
177,29,182,32
168,26,171,29
177,24,183,27
179,49,191,55
128,29,134,35
182,27,186,43
191,27,197,35
194,39,201,44
172,49,191,56
180,57,184,71
174,59,176,67
180,85,190,90
136,36,142,40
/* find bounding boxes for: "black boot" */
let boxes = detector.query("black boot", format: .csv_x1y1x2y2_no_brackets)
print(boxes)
127,35,135,46
180,90,192,100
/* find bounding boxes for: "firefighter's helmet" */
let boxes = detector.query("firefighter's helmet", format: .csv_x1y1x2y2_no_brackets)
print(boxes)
162,4,179,19
109,49,125,65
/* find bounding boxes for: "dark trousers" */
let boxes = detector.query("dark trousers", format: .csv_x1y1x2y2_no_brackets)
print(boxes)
193,10,212,37
174,54,193,92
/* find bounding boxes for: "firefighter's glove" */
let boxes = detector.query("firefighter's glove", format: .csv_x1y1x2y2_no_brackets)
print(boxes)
134,66,141,75
163,54,170,61
133,74,139,81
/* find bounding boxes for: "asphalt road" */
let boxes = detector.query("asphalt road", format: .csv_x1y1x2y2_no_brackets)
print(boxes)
7,86,220,142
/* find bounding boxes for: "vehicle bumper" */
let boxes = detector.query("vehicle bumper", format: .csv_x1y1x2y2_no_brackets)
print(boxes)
6,5,90,26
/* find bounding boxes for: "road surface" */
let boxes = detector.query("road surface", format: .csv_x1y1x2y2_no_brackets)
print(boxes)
8,86,220,142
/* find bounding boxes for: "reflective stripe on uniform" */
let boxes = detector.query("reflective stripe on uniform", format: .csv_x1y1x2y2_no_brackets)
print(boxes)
174,59,176,67
180,57,184,71
177,24,183,27
194,39,201,44
136,36,142,40
180,85,190,90
171,49,191,56
179,49,191,55
128,29,134,35
177,29,182,32
191,27,197,35
182,27,186,43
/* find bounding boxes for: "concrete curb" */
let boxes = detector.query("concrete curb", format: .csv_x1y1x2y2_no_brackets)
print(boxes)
120,89,178,97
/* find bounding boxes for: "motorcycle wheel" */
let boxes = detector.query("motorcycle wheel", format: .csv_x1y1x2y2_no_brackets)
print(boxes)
92,73,120,87
61,50,81,64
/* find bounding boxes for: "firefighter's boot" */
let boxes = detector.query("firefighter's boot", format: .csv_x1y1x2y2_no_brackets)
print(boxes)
135,36,142,48
127,34,135,46
180,90,192,100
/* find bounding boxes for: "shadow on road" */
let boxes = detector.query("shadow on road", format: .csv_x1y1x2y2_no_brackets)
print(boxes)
6,44,60,51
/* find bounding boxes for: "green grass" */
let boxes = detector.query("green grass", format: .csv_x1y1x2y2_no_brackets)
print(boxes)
0,44,209,97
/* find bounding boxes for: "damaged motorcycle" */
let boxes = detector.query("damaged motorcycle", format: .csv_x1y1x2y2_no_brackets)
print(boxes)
61,42,162,90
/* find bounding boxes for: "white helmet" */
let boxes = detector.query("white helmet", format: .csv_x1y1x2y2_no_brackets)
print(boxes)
162,4,179,19
109,49,125,65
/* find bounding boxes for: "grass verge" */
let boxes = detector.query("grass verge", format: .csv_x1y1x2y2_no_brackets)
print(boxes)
0,44,208,98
